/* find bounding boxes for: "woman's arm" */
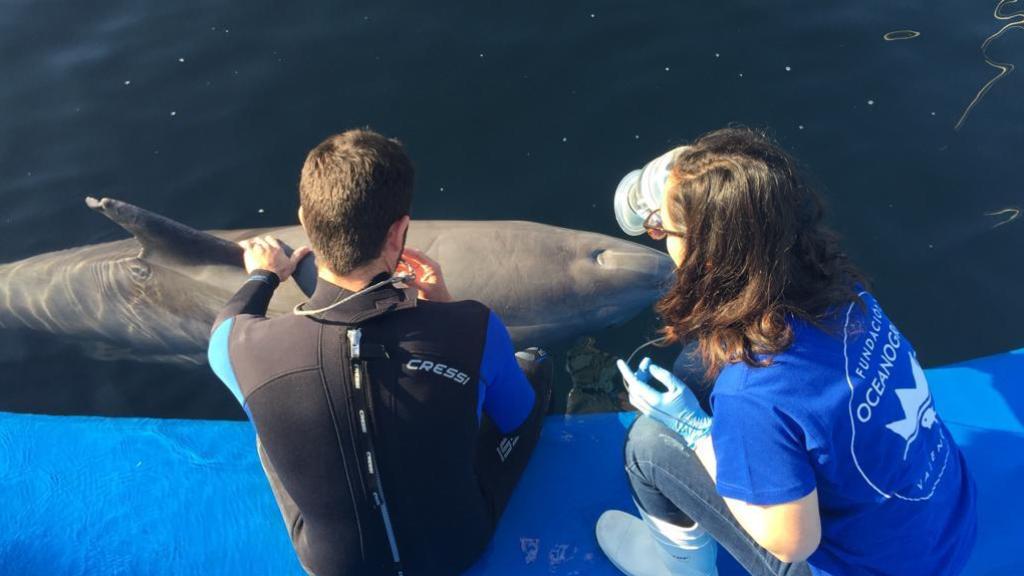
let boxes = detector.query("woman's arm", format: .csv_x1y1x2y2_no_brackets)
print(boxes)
617,359,822,563
692,435,822,563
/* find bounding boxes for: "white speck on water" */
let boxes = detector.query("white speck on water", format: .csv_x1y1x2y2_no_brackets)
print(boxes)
798,125,805,130
26,171,32,177
589,13,595,18
154,150,159,155
224,28,230,34
591,203,597,208
715,52,720,58
211,26,217,31
867,99,875,106
930,111,936,116
928,243,934,249
233,70,239,75
561,136,568,142
664,66,671,71
123,80,131,86
634,134,640,140
479,53,485,58
738,72,744,78
785,66,792,71
439,186,445,192
170,111,177,116
363,15,370,21
257,208,265,214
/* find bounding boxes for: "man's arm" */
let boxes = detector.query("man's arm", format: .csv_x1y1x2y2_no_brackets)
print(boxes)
208,236,310,405
212,271,281,331
478,310,536,434
212,235,311,330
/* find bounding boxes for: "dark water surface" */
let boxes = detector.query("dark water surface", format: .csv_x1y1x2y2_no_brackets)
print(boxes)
1,1,1022,419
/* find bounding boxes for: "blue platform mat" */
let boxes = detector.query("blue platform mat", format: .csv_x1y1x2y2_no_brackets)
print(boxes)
1,349,1021,575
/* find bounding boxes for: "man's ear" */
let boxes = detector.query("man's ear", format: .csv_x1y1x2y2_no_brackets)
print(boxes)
389,216,411,250
298,206,305,227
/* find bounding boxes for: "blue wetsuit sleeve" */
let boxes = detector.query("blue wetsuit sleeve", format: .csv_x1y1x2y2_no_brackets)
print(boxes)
211,270,280,331
478,310,536,434
208,318,244,406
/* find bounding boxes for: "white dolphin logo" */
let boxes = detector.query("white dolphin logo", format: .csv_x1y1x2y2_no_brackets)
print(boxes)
885,356,937,459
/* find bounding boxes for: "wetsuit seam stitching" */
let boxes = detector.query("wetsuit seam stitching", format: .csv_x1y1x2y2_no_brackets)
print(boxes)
247,366,321,396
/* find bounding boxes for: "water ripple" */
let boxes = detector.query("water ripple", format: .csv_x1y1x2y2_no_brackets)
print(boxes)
955,0,1024,131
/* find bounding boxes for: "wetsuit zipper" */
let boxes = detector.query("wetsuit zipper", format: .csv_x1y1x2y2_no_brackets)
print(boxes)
345,328,405,576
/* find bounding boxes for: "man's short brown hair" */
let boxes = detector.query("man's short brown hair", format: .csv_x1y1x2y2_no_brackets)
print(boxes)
299,129,414,275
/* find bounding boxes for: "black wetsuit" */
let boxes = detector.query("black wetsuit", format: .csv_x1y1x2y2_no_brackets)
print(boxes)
208,271,552,576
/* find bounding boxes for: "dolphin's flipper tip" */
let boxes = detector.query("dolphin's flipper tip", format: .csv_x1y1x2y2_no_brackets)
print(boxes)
85,197,121,213
84,196,242,268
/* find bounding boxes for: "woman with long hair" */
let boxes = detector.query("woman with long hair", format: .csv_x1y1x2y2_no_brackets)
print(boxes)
597,128,977,576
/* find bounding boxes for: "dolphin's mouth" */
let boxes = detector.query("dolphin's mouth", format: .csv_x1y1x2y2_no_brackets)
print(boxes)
594,248,675,285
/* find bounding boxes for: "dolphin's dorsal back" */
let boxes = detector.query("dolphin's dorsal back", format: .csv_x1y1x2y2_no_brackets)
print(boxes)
87,197,243,267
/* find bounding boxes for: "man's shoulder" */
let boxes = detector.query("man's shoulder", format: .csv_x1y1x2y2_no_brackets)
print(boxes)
222,313,321,377
414,298,492,320
228,311,317,340
386,299,496,345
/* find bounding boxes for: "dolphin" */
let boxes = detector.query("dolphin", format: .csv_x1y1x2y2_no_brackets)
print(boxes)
0,197,674,365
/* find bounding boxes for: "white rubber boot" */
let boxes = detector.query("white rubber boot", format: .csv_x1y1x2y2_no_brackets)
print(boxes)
596,509,718,576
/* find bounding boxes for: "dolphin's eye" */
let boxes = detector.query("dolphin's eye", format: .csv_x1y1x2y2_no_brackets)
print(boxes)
128,260,151,281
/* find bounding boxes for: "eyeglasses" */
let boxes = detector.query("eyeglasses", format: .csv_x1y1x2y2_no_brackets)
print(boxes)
642,209,686,241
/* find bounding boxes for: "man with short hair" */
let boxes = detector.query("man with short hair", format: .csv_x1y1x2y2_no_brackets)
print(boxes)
208,129,551,575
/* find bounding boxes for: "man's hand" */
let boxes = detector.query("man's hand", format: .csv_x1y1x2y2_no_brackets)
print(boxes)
239,236,311,282
399,247,452,302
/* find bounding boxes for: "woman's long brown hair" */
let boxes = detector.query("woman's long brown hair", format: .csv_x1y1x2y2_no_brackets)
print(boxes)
657,127,865,382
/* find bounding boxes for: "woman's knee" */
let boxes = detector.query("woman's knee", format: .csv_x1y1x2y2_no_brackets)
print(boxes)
626,416,700,465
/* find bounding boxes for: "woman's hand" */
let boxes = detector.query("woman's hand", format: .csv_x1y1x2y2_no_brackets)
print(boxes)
239,236,311,282
399,247,453,302
617,357,712,449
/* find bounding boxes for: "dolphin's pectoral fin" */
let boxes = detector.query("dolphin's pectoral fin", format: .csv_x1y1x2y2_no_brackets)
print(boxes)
86,197,243,268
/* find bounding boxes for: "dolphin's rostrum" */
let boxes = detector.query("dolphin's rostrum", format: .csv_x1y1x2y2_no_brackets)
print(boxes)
0,197,674,364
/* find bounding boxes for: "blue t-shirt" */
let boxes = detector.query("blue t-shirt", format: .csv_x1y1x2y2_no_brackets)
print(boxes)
710,292,977,576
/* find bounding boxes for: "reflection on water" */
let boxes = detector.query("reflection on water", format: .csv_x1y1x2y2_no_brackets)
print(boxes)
986,207,1021,228
883,30,921,41
564,337,629,415
955,0,1024,131
2,1,1023,419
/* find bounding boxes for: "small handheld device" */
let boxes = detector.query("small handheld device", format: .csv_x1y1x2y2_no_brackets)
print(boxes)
613,145,690,236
